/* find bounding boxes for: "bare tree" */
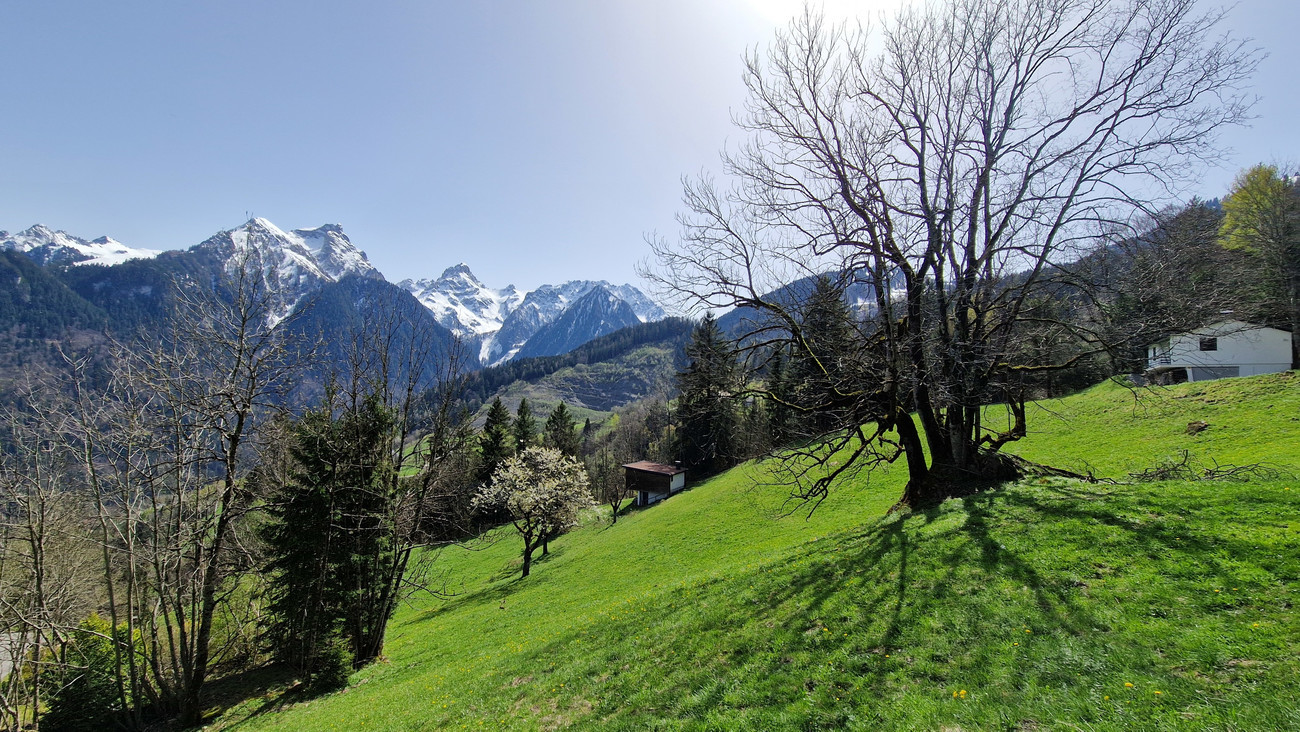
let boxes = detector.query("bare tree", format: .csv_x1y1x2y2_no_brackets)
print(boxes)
586,447,629,524
646,0,1257,507
58,250,298,726
0,376,97,730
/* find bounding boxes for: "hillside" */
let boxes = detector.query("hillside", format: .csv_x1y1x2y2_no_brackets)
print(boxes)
463,318,693,423
213,373,1299,730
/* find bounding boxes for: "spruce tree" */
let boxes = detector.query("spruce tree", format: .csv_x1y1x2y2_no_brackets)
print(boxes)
512,398,537,451
766,345,793,446
478,397,515,484
790,275,857,434
542,402,580,457
675,313,739,475
262,392,394,680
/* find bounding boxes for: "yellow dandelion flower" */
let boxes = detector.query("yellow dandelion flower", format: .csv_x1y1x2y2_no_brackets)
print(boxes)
1124,682,1134,688
1154,690,1162,695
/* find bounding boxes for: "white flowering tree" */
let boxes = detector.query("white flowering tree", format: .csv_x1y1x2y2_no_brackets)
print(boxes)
474,447,591,578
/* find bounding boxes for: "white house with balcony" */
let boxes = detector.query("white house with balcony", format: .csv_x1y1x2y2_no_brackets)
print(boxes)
1145,320,1291,384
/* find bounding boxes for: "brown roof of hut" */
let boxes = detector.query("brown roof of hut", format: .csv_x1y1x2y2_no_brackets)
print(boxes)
622,461,686,476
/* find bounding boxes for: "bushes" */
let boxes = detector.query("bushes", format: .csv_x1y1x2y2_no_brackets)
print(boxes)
42,615,121,731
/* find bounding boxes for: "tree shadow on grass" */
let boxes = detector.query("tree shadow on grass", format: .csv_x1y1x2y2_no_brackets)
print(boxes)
512,479,1289,727
188,663,300,730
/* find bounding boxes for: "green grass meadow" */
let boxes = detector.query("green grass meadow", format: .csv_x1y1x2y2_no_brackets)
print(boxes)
214,373,1300,730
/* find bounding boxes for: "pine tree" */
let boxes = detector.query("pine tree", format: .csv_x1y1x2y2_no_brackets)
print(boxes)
675,313,738,475
790,276,857,434
262,392,394,680
542,402,580,457
766,345,793,446
478,397,515,484
261,407,347,679
512,398,536,451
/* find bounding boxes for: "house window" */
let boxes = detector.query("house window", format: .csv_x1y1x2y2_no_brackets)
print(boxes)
1199,337,1218,351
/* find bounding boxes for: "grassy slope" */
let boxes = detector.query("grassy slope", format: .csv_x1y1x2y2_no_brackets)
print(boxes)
220,373,1300,731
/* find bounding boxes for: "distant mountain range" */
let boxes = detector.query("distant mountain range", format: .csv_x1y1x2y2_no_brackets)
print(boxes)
0,219,666,368
398,264,664,366
2,224,162,267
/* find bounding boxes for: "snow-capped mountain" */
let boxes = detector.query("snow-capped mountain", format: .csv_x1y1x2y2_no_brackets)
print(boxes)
607,284,666,323
480,280,607,364
398,265,666,366
192,218,381,325
513,285,643,360
398,264,524,336
0,225,161,267
3,216,666,367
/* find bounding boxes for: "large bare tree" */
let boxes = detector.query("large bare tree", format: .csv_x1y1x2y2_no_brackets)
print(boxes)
647,0,1256,507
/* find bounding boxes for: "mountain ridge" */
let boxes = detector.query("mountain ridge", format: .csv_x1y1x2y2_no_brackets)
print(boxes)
1,217,667,367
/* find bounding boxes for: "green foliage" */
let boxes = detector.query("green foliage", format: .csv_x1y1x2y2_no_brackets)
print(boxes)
675,313,739,475
765,346,793,445
542,401,580,457
512,398,536,451
43,614,122,732
217,373,1299,731
1220,164,1299,254
477,397,515,484
789,275,858,434
308,637,353,693
262,393,394,675
1219,164,1300,367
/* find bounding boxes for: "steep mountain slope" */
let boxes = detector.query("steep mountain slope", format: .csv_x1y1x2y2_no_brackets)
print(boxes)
217,373,1300,731
283,274,459,401
513,285,643,360
399,264,524,336
57,250,222,335
462,317,694,423
1,225,161,267
1,217,666,370
192,218,381,325
481,280,607,364
0,251,107,338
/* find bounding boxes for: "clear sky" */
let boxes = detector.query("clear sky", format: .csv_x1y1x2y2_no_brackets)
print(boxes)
0,1,1294,290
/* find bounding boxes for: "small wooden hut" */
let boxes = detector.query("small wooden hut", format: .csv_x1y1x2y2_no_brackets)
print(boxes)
623,461,687,507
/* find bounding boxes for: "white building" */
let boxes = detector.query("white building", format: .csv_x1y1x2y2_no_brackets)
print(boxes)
1145,320,1291,383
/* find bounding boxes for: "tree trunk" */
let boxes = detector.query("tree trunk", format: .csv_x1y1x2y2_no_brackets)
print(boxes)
521,539,535,578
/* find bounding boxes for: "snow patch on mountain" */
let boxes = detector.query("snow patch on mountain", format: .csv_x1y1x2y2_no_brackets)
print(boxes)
513,285,643,360
1,225,161,267
398,263,524,336
397,265,665,366
194,218,381,326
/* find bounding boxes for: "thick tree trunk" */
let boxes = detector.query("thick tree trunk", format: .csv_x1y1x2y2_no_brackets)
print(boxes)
896,404,1026,508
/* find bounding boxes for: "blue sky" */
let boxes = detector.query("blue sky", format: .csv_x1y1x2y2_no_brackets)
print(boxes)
0,1,1294,290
